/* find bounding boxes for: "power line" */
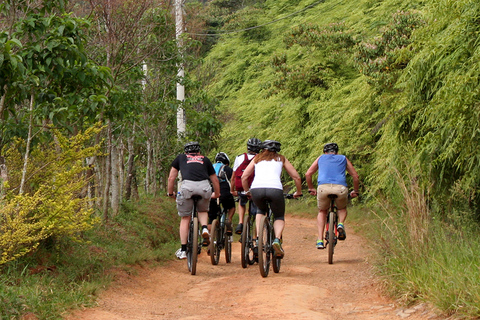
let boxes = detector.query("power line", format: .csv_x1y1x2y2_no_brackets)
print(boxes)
188,0,326,37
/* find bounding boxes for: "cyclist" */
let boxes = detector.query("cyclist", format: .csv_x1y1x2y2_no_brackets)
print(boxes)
208,152,235,235
230,137,262,235
305,142,359,249
241,140,303,258
167,141,220,259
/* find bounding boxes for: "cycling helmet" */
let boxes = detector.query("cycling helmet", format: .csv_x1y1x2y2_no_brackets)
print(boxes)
262,140,281,152
184,141,200,153
247,137,262,153
323,142,339,153
215,152,230,165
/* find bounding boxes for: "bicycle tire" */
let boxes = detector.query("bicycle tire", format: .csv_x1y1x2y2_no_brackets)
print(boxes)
188,217,199,275
258,215,271,277
209,219,220,265
225,232,232,263
248,215,256,265
272,255,281,273
327,211,335,264
241,214,251,268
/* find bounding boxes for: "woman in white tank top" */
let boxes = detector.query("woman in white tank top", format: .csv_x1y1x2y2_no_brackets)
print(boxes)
240,140,302,259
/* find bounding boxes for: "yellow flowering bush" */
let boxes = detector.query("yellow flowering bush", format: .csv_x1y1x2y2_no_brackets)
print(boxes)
0,126,102,264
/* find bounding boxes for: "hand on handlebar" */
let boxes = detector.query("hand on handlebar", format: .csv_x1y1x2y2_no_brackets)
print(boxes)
349,190,359,198
293,191,303,199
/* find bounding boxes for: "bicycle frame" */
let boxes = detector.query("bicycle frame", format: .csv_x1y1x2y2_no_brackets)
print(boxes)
241,199,257,268
257,194,295,277
209,200,232,265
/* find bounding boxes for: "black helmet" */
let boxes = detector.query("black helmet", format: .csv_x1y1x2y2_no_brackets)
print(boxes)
215,152,230,165
323,142,338,153
262,140,281,152
184,141,200,153
247,137,262,153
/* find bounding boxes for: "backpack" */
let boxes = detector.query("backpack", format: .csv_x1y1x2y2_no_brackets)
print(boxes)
213,162,228,183
234,153,254,192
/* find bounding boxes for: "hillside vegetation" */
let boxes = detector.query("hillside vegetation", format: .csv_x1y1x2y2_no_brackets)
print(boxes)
198,0,480,317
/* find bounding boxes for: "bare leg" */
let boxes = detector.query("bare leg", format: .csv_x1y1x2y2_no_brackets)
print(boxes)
238,204,245,224
198,211,208,227
180,216,191,244
273,220,285,239
317,209,327,240
337,208,347,225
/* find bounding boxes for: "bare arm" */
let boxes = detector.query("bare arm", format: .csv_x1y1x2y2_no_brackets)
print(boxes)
346,157,360,198
210,173,221,199
230,169,237,196
167,167,179,197
305,156,320,194
283,158,303,197
241,160,255,192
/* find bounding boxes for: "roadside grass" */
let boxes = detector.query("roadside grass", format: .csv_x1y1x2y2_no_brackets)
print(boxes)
357,179,480,319
0,195,179,320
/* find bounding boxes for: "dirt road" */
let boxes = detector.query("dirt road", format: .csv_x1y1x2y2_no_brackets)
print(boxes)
66,216,437,320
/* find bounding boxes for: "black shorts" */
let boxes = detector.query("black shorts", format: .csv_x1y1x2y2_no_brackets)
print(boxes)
250,188,285,221
208,194,235,223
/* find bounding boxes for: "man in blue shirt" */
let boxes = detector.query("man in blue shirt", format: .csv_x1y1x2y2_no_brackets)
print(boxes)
305,143,360,249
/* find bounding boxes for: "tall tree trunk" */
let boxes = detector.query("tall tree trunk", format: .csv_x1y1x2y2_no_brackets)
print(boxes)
19,94,35,195
125,133,135,200
0,156,7,198
110,144,120,216
146,138,152,194
102,120,112,222
86,157,95,208
0,85,7,122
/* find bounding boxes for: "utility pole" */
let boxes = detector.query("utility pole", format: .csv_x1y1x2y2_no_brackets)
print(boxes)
175,0,185,193
175,0,186,138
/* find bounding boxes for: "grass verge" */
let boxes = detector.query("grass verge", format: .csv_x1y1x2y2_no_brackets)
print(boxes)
0,195,179,320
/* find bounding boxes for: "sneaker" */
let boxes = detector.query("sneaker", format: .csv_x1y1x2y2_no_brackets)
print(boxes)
272,238,284,258
337,224,346,240
235,223,243,235
202,227,210,246
175,248,187,259
253,239,258,262
226,220,233,236
316,239,324,249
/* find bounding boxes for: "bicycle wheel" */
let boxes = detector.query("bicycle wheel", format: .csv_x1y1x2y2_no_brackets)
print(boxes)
257,215,271,277
241,214,252,268
187,217,199,275
327,211,336,264
209,219,220,265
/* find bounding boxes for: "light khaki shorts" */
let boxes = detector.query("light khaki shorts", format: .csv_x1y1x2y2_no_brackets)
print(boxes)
176,179,212,217
316,184,348,210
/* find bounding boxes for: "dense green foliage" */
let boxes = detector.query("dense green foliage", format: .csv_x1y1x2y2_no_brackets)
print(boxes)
200,0,480,224
198,0,480,317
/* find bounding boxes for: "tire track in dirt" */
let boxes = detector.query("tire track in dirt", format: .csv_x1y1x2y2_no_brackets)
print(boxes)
65,216,438,320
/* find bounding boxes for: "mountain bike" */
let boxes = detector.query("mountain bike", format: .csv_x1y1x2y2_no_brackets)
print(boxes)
209,200,232,265
187,195,203,275
325,194,338,265
241,197,257,268
257,193,297,277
